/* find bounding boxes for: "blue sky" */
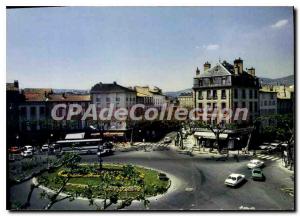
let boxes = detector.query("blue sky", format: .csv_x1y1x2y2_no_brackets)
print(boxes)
7,7,294,91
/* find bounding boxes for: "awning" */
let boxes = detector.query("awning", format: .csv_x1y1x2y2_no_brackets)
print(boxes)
194,132,228,140
65,132,85,140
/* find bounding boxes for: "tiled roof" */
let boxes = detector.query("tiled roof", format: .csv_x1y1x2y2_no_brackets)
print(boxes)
23,90,90,102
91,82,136,93
49,94,90,102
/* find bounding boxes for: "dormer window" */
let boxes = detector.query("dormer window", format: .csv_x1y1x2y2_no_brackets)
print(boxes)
222,77,226,85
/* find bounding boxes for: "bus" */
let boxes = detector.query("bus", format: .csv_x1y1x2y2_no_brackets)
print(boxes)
55,138,113,155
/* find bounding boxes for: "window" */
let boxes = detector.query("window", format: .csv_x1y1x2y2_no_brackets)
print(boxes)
198,103,203,109
20,107,26,117
30,107,36,116
198,91,203,100
96,97,101,102
207,103,211,109
209,78,213,85
222,77,226,85
213,90,217,99
254,90,258,99
221,102,226,109
116,97,120,102
207,90,211,99
221,90,226,99
213,103,217,109
254,102,258,112
269,101,272,106
199,79,203,86
264,101,267,106
40,107,45,115
242,89,246,99
242,102,246,108
249,102,253,112
272,100,276,105
234,102,238,109
234,89,238,99
106,97,110,102
249,90,253,99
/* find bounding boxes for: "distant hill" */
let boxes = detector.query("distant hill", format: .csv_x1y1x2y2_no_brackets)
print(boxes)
165,75,294,98
164,88,192,98
260,75,294,86
53,89,89,94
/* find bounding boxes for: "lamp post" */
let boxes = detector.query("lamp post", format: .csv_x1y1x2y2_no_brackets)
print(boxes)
97,144,103,171
16,135,19,147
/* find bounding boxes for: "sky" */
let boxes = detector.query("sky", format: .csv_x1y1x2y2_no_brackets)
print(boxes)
6,7,294,91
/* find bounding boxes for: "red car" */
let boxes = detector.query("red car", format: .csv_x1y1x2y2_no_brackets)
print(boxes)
8,146,21,154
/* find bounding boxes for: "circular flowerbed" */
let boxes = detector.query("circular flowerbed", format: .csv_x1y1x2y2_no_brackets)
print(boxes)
38,163,170,200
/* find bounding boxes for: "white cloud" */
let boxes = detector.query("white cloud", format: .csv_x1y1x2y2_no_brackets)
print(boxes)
202,44,220,50
271,19,288,29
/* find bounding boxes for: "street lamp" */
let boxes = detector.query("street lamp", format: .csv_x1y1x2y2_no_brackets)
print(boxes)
16,135,19,147
97,144,103,171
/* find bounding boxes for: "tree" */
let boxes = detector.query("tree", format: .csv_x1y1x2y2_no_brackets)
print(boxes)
207,124,226,154
18,153,82,210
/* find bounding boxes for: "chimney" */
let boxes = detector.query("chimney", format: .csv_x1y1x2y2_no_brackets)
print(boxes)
247,67,255,76
196,67,200,76
233,58,243,75
13,80,19,89
204,62,211,71
113,81,117,85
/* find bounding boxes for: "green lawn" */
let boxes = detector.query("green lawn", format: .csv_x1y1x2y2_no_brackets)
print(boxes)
38,163,170,199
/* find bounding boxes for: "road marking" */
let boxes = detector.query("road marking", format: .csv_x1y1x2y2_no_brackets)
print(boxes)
257,155,269,159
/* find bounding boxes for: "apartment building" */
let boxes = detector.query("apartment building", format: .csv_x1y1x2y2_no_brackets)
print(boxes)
178,92,194,109
193,58,260,124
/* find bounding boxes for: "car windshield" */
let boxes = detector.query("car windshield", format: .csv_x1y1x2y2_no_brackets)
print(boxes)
253,170,261,174
229,176,236,180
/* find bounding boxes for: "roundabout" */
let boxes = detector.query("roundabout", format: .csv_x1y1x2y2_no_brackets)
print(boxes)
36,163,171,201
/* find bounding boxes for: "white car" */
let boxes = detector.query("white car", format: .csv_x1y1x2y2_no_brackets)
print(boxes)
163,137,172,143
23,145,33,152
247,159,264,169
224,173,246,187
21,150,33,157
41,144,49,152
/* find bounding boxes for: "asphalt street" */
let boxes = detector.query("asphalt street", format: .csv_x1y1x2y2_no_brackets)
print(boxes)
9,143,294,211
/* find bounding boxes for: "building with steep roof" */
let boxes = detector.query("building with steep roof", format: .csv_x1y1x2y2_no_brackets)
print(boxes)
193,58,260,124
90,81,136,110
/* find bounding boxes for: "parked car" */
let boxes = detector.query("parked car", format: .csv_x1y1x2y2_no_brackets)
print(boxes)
158,173,169,181
224,173,246,187
41,144,49,152
251,168,265,181
8,146,21,154
21,150,33,158
163,137,172,143
247,159,264,169
23,145,33,152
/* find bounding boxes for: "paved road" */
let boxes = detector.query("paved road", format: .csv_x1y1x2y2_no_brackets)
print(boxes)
9,144,294,211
